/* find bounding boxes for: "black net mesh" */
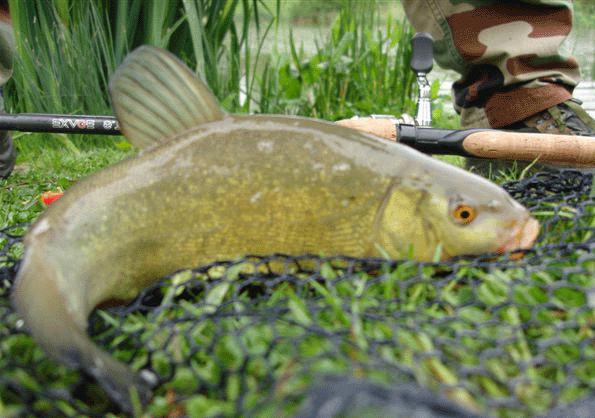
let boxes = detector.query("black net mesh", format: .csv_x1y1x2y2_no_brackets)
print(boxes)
1,170,593,417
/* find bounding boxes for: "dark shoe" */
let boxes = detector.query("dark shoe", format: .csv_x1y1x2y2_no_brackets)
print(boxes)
466,99,595,177
0,130,15,179
503,99,595,136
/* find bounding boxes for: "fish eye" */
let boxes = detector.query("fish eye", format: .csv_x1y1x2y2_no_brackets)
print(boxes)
452,204,477,225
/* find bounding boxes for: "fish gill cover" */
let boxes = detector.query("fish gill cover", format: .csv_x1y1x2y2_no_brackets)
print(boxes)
0,170,593,417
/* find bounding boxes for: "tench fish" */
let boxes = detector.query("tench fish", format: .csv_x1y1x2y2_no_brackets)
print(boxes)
11,46,539,412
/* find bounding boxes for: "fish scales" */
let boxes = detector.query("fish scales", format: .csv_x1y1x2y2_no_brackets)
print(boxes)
12,46,540,413
48,118,398,308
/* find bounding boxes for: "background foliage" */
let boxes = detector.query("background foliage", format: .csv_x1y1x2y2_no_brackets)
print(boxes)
5,0,419,155
0,2,593,416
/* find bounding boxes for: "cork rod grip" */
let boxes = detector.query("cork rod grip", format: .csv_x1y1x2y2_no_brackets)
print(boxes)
335,118,397,141
463,131,595,166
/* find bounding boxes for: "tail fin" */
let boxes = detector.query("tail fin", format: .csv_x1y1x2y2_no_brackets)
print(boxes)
12,247,154,413
70,329,155,412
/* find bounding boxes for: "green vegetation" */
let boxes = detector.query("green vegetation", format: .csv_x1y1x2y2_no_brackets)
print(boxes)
1,236,593,416
0,148,131,226
5,0,277,152
260,2,417,119
574,0,595,32
5,0,423,159
573,0,595,77
0,1,593,417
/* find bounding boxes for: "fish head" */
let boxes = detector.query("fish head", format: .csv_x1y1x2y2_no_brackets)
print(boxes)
377,164,539,261
416,167,540,260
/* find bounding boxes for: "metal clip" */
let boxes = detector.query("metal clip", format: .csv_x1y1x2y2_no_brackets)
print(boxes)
410,32,434,127
415,73,432,127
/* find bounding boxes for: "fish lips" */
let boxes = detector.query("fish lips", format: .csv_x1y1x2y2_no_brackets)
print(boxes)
496,216,540,256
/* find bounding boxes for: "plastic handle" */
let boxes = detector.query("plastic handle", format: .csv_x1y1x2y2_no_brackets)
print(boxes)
410,32,434,74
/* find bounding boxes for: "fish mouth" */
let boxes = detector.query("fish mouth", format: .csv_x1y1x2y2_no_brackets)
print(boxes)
496,216,540,255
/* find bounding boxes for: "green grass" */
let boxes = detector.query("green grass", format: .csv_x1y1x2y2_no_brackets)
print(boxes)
574,0,595,32
2,131,592,417
1,137,593,417
1,230,592,416
5,0,116,151
0,147,131,226
4,0,279,153
256,0,417,120
0,1,593,417
5,0,419,137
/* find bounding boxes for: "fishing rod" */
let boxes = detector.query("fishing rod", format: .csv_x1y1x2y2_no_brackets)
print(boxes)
0,113,121,135
1,33,593,166
2,111,593,167
337,117,595,166
337,32,595,166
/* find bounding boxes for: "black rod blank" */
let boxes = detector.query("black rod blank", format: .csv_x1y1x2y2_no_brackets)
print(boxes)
0,113,121,135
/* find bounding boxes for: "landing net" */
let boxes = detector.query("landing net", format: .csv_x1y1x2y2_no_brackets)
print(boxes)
0,170,593,417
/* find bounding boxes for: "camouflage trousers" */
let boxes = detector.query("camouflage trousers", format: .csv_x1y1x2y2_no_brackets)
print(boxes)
0,9,15,179
402,0,580,129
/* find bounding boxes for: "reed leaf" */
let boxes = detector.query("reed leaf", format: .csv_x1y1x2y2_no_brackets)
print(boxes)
5,0,417,154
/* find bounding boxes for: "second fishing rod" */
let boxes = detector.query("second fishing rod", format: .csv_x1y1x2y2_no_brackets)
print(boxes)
1,33,593,166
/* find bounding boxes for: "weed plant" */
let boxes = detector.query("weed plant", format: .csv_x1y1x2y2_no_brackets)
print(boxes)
259,0,417,120
6,0,421,158
5,1,117,151
0,148,131,226
5,0,276,154
1,2,592,417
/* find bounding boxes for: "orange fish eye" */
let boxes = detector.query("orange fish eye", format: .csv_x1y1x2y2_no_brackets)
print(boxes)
452,204,477,225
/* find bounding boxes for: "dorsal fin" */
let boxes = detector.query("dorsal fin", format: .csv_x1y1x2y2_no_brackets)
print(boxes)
109,46,226,149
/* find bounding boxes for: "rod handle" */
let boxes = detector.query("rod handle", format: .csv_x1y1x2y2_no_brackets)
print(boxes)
462,131,595,166
335,118,397,140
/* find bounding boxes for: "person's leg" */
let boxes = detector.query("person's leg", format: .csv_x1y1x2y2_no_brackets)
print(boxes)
0,131,15,179
0,2,14,179
402,0,594,135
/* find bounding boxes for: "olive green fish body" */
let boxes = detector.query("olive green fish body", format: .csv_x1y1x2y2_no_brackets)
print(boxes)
12,47,539,412
11,116,411,410
27,116,413,303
